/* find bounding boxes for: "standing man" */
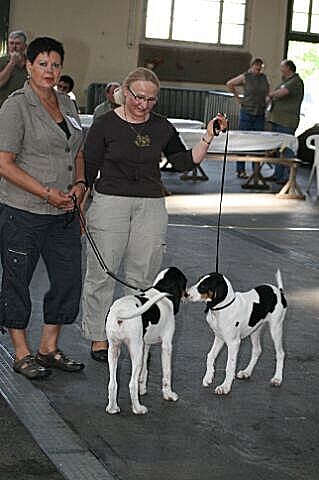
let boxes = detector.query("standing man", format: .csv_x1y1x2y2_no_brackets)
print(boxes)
0,31,28,107
93,81,120,119
267,59,304,183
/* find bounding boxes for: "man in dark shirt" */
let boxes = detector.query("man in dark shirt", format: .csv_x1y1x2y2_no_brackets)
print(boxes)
267,59,304,182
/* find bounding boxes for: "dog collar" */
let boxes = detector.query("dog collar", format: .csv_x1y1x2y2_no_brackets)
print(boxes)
206,296,236,312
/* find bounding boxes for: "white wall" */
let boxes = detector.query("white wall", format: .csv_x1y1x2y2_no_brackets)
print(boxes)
9,0,289,108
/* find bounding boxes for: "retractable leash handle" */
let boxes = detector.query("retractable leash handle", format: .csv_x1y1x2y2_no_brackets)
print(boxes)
212,113,228,136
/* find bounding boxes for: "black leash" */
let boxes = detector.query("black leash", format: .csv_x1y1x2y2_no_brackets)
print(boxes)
71,196,147,293
213,116,230,273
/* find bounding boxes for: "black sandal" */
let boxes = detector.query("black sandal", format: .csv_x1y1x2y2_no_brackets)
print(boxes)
90,342,108,363
36,349,85,372
13,354,51,380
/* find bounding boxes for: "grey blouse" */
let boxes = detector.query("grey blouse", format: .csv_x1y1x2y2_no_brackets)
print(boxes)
0,82,83,215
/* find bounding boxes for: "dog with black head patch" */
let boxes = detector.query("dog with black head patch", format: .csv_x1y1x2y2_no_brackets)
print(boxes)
106,267,187,414
187,270,287,395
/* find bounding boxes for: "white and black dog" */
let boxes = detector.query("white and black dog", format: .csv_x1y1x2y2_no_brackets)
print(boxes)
187,270,287,395
105,267,187,415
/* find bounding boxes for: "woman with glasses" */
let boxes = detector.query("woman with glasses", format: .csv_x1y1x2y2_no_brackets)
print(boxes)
0,37,86,379
82,67,227,362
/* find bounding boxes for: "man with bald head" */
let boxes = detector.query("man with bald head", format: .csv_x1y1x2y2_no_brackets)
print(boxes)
267,59,304,183
0,31,28,107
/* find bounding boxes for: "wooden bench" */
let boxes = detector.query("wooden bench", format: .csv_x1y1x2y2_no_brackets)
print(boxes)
179,154,305,200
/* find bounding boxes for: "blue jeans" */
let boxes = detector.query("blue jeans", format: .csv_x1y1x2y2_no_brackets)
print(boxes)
269,122,295,180
237,110,265,173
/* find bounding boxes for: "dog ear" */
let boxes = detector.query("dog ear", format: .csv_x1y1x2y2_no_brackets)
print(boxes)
199,273,228,307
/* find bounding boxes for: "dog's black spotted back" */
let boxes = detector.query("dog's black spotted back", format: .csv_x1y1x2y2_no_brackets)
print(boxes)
154,267,187,314
249,285,277,327
135,295,161,335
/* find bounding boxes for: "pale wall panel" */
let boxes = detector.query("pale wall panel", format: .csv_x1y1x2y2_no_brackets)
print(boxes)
9,0,289,109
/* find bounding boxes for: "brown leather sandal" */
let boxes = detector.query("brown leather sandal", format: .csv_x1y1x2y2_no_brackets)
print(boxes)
13,354,51,380
36,349,85,372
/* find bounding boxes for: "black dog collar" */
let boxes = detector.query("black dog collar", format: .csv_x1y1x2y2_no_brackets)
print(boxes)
205,296,236,313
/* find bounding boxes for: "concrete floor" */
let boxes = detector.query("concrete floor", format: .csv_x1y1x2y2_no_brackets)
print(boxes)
0,159,318,480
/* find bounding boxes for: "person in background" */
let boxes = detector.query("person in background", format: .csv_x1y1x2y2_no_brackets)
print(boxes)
0,31,28,107
267,59,304,184
82,67,228,361
226,57,269,178
0,37,86,380
57,74,79,111
93,81,120,119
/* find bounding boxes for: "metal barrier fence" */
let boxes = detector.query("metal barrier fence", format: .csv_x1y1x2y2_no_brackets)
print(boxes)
155,87,208,122
204,90,240,129
86,83,240,129
86,83,107,113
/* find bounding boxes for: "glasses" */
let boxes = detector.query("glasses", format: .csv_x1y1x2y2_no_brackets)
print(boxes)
128,86,157,104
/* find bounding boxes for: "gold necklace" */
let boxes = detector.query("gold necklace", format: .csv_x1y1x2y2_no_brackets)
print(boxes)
124,106,151,147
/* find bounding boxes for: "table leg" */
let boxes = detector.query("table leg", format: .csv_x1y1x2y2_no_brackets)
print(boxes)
180,166,209,181
276,164,305,200
241,162,269,190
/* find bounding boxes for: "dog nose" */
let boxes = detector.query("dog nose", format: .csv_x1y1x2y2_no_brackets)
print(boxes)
181,291,190,303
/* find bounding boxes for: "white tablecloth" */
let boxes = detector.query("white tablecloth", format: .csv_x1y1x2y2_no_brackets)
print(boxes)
178,129,298,155
79,114,94,129
79,115,297,155
167,118,205,129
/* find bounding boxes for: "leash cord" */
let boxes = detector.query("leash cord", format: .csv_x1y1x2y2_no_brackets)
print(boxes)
72,197,147,292
215,121,230,273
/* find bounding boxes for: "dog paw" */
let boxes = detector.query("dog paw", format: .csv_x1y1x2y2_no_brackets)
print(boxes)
132,405,148,415
237,370,251,380
214,384,231,395
202,376,213,387
139,385,147,396
270,376,282,387
163,391,179,402
106,404,120,414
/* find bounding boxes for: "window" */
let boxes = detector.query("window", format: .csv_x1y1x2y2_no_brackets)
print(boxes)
0,0,10,56
288,0,319,37
286,0,319,134
145,0,247,46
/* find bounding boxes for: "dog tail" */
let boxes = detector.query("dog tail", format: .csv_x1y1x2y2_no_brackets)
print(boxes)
118,292,169,320
276,269,284,291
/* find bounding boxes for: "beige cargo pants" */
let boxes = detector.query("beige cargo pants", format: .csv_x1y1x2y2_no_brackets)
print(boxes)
81,192,168,341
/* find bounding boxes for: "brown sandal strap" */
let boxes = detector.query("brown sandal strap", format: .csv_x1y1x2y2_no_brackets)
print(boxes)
13,354,51,379
36,349,85,372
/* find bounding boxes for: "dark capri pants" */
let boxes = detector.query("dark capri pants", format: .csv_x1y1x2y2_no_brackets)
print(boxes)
0,204,82,329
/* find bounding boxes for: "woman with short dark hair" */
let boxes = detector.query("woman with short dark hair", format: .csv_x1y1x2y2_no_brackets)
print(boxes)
0,37,86,379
